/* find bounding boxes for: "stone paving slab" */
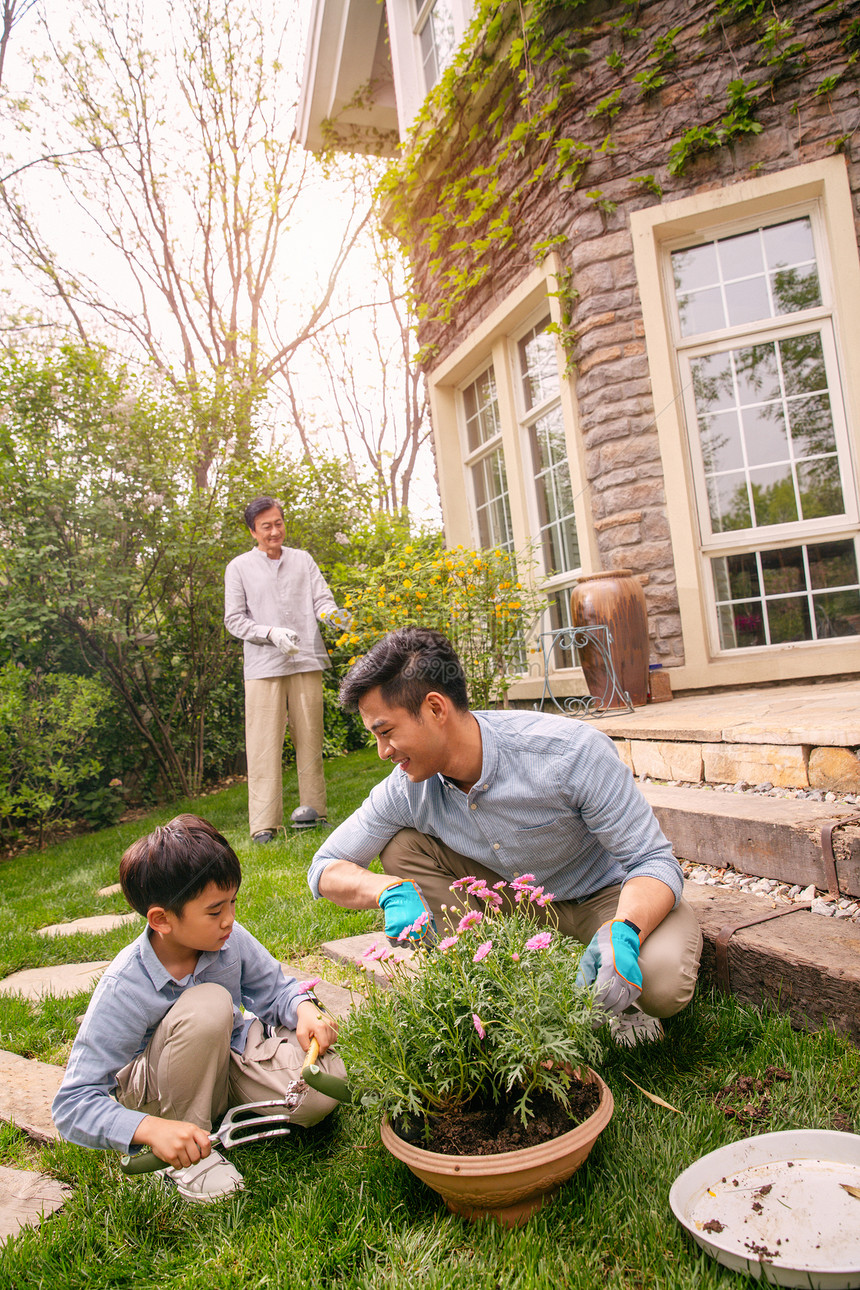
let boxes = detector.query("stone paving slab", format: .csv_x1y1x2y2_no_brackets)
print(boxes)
36,913,140,939
589,679,860,746
0,1051,64,1144
319,933,416,983
97,883,122,897
0,962,109,1002
0,1164,69,1244
280,964,356,1018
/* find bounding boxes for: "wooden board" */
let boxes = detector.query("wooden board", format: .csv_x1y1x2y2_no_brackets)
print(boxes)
644,784,860,898
684,884,860,1043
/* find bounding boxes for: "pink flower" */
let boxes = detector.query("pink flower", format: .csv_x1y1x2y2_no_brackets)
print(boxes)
511,873,536,890
297,978,321,992
528,886,545,902
511,952,520,962
472,940,493,962
493,880,507,890
397,912,430,941
457,910,483,932
472,1013,486,1039
525,931,553,951
537,893,555,906
362,942,384,961
437,935,459,951
450,876,478,890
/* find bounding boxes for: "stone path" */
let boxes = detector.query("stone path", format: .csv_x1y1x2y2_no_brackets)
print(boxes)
0,963,110,1002
0,1164,69,1244
0,1052,63,1144
319,932,416,984
36,913,139,939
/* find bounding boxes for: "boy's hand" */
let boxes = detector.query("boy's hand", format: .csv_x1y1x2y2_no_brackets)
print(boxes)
131,1114,212,1170
296,999,338,1055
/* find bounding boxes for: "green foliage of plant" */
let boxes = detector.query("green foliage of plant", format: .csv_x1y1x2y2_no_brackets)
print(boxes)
631,173,664,198
338,877,605,1129
333,539,544,708
587,86,623,120
0,663,115,848
0,344,378,805
667,77,763,175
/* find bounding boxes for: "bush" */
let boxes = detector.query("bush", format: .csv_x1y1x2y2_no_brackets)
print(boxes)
0,663,117,847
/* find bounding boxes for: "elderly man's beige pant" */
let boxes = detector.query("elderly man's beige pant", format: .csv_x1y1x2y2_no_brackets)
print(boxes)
244,671,326,835
115,983,344,1130
380,828,702,1019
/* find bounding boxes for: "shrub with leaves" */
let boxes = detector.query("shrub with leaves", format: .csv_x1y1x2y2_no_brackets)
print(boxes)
334,540,544,708
337,876,605,1130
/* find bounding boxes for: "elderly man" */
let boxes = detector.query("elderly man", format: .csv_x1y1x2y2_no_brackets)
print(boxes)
309,626,702,1046
224,496,348,842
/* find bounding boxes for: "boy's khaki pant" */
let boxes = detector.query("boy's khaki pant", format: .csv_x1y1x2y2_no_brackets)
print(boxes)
380,828,703,1020
114,983,345,1132
244,671,326,835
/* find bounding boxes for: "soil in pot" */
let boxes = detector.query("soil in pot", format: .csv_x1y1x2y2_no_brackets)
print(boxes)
394,1080,600,1156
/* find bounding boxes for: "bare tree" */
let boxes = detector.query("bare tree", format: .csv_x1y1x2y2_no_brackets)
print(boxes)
0,0,373,478
0,0,37,90
285,225,434,516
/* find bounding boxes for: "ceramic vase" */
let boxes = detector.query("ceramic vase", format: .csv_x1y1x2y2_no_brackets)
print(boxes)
569,570,649,708
380,1069,614,1228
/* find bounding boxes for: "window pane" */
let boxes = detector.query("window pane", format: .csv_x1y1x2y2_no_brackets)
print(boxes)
419,0,456,90
780,333,826,396
691,352,735,412
674,217,821,337
768,595,811,643
699,410,744,473
788,393,837,457
741,403,788,468
472,447,513,552
706,472,750,532
814,589,860,638
463,367,499,451
749,465,798,526
711,539,859,649
724,276,771,328
734,343,780,406
797,457,844,521
519,321,556,410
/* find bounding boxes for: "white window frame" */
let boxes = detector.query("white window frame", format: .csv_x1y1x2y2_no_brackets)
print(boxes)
384,0,473,135
631,157,860,688
460,359,515,552
427,258,599,698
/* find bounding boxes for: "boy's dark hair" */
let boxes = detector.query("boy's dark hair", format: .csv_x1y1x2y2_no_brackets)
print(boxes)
339,627,469,716
120,814,242,916
244,495,284,531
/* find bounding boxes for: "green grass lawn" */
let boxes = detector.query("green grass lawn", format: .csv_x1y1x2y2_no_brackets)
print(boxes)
0,748,858,1288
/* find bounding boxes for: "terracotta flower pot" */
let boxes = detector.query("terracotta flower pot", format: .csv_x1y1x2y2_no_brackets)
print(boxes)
380,1069,614,1227
570,570,649,708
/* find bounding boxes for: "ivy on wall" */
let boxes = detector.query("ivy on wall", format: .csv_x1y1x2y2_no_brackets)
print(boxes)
326,0,859,365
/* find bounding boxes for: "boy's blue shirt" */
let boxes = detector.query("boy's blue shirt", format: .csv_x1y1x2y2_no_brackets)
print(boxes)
52,920,312,1153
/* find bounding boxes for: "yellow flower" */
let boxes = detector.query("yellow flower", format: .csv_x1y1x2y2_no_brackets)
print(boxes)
349,634,359,644
347,656,356,665
399,561,407,568
403,578,412,589
336,634,348,646
405,545,413,553
413,562,421,571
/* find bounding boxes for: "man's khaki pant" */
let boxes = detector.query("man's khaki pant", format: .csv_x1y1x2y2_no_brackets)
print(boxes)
244,671,326,835
115,983,345,1131
380,829,703,1019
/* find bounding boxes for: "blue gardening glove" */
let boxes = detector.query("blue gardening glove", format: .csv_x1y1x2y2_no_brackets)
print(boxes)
378,879,436,946
577,919,643,1015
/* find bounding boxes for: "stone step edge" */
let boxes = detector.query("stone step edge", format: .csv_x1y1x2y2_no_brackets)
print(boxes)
612,735,860,794
642,783,860,900
684,884,860,1045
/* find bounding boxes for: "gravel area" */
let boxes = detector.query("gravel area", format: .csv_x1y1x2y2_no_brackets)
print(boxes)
636,776,860,924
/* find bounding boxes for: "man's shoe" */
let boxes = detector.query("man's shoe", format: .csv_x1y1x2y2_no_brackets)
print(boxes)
161,1150,244,1203
252,830,276,844
609,1005,665,1048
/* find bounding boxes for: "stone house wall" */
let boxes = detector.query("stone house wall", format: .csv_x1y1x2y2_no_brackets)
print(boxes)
400,0,860,666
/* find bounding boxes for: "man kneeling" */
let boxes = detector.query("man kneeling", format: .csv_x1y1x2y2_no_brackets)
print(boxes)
309,627,702,1047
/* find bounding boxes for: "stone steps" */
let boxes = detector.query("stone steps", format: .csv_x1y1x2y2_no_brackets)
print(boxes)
642,782,860,899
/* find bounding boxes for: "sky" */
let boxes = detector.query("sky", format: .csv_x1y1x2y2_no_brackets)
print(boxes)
0,0,441,523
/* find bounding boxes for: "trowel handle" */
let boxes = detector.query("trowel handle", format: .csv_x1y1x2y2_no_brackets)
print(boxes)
120,1147,171,1175
301,1037,352,1104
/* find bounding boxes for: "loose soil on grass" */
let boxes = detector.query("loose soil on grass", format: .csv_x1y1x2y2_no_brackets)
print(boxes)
396,1081,601,1156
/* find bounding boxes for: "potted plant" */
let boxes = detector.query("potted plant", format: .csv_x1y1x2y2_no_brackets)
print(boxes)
337,875,614,1226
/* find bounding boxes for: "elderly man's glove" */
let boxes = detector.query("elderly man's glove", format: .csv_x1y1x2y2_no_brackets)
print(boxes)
322,608,354,632
268,627,299,657
577,919,643,1015
377,879,436,946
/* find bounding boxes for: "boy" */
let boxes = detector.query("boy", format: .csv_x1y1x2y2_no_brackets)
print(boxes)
53,814,344,1203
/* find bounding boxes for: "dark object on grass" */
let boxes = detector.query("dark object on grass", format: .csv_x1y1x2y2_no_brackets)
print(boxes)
291,806,324,830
